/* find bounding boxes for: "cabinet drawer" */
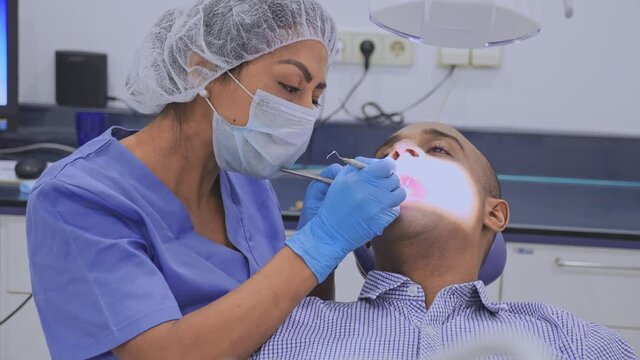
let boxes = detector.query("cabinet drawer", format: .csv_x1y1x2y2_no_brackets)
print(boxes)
613,327,640,355
501,243,640,329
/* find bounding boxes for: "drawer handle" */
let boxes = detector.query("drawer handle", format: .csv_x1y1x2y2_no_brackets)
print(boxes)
555,259,640,272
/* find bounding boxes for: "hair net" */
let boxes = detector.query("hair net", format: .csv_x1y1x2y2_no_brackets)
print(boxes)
125,0,337,114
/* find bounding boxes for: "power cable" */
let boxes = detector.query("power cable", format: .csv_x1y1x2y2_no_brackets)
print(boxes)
0,294,32,327
399,65,457,113
318,59,456,127
317,40,376,127
317,69,369,126
345,66,457,125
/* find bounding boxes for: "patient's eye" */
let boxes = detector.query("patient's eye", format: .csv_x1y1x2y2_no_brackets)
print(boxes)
427,146,451,156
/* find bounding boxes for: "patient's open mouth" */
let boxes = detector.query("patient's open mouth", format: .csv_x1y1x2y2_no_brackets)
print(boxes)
400,175,426,203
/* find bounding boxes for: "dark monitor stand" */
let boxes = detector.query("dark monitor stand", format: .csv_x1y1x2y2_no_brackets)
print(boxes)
0,117,17,132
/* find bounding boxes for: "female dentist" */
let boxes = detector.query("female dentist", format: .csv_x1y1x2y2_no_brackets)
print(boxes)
26,0,405,359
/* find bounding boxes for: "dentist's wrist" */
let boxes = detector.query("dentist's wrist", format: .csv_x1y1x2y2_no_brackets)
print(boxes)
285,216,347,283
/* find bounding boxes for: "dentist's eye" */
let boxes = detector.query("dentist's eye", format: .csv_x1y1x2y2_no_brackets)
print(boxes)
312,99,321,108
279,82,300,94
428,146,451,156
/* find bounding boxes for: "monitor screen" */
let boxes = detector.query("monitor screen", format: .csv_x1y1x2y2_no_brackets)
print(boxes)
0,0,16,129
0,0,8,107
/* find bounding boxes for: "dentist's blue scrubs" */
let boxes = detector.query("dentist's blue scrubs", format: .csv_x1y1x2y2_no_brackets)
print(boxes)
26,127,287,360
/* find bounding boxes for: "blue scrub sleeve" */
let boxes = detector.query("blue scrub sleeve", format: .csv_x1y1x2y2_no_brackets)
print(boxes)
26,180,183,360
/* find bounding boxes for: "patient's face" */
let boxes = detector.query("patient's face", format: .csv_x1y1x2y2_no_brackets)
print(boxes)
374,123,487,239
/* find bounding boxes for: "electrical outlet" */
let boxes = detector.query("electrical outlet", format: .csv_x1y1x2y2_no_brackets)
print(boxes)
335,32,353,63
350,32,385,65
337,31,414,67
471,47,502,67
383,37,414,67
439,48,470,66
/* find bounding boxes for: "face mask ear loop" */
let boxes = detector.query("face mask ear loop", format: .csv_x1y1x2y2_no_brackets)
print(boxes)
226,71,255,99
200,89,220,140
200,89,218,114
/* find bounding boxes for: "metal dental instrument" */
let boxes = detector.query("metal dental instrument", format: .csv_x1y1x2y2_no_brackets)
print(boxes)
327,151,368,170
279,168,334,185
279,152,369,184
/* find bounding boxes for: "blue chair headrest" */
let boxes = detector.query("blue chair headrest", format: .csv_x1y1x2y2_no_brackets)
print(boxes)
353,232,507,285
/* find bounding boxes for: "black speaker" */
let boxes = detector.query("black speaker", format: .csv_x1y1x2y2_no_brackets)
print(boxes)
56,51,108,108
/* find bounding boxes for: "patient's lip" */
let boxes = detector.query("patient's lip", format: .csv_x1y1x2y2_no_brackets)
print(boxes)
400,175,426,202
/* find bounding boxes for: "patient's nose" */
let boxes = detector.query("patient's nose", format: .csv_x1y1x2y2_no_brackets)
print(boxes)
390,143,422,160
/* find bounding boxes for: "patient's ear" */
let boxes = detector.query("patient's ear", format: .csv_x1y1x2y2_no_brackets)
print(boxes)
483,198,510,232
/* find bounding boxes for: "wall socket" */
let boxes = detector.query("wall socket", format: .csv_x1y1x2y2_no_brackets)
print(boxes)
336,31,414,67
438,47,503,68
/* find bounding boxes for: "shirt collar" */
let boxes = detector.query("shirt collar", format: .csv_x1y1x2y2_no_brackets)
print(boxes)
358,271,417,300
440,281,507,314
359,271,506,314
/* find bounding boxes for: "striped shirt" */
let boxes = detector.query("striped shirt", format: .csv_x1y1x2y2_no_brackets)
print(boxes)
252,271,636,360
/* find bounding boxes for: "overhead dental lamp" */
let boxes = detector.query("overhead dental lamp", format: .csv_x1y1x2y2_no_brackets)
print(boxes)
370,0,575,49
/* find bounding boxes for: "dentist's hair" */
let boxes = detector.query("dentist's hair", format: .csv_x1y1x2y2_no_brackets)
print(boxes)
125,0,337,115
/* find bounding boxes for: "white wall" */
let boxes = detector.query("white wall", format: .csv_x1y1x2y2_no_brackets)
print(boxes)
18,0,640,136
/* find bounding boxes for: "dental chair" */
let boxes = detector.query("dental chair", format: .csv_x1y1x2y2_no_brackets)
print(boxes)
354,232,507,285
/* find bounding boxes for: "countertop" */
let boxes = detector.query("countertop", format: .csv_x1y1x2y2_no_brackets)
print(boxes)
272,172,640,247
1,108,639,246
3,168,640,236
0,185,27,212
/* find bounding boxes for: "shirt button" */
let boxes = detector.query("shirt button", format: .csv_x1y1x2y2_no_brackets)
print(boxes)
407,285,419,296
425,325,437,337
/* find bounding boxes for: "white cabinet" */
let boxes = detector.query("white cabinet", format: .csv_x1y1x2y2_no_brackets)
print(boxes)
0,215,50,360
501,242,640,353
335,253,365,302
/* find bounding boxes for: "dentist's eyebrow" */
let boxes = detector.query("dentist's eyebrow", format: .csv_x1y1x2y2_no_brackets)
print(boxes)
278,59,327,90
278,59,313,83
423,128,465,153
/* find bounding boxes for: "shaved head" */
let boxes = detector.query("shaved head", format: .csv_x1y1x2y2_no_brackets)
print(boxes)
480,154,501,199
370,122,511,293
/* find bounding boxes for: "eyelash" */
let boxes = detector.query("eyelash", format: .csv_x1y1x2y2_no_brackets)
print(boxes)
279,82,300,94
427,146,451,156
279,82,321,108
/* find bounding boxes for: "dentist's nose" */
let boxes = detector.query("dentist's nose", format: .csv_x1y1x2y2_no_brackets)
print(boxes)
390,142,421,160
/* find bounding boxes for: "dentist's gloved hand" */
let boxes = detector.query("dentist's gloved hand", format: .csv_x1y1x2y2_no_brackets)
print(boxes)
286,157,406,282
297,164,343,230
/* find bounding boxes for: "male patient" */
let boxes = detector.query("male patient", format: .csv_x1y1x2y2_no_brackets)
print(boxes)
253,123,636,359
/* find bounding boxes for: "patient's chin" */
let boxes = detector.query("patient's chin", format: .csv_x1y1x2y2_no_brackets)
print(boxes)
381,203,466,240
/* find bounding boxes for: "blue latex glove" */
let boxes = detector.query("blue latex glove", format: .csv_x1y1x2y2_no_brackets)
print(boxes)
297,164,343,230
286,157,406,282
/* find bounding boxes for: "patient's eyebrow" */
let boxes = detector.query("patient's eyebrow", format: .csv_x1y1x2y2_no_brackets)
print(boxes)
376,134,402,155
423,128,466,153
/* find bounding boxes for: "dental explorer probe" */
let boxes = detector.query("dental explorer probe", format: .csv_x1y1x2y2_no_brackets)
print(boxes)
279,152,369,184
279,168,334,185
326,151,368,170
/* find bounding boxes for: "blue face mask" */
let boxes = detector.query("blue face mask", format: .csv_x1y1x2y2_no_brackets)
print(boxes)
202,72,319,179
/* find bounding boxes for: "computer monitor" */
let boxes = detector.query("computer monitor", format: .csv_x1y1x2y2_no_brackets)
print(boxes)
0,0,17,131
